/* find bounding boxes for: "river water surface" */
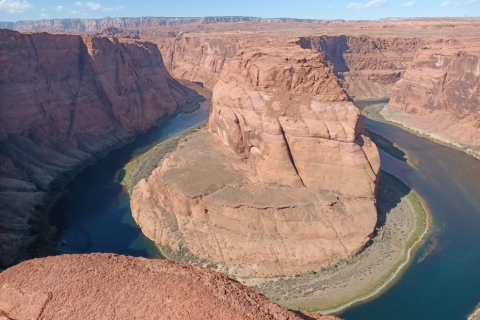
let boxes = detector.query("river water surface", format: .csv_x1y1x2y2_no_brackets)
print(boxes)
50,100,480,320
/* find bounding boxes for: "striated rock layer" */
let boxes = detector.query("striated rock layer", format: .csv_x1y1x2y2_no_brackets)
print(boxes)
0,253,338,320
131,45,380,278
0,29,198,269
387,40,480,155
297,36,423,99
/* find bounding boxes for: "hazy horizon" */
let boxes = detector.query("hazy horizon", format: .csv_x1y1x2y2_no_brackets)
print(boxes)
1,0,479,23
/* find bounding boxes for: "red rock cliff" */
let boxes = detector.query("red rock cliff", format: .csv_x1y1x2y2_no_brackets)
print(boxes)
0,29,197,269
298,35,423,99
386,40,480,155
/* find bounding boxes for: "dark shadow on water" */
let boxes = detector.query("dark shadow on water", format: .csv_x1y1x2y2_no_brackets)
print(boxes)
372,171,411,238
353,99,390,111
365,128,407,162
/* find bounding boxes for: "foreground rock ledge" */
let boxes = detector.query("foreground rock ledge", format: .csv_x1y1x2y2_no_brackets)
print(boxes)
0,253,338,320
131,45,381,278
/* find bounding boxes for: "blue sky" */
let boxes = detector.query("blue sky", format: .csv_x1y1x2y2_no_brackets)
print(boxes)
0,0,479,22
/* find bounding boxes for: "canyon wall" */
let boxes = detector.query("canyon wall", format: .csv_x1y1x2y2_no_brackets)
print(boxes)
130,45,380,278
0,29,197,269
298,36,423,99
386,41,480,155
154,33,247,89
152,33,422,98
0,253,338,320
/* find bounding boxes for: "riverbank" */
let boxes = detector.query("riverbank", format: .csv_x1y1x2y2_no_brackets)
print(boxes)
123,132,429,314
240,171,429,314
20,93,204,268
469,304,480,320
360,102,480,161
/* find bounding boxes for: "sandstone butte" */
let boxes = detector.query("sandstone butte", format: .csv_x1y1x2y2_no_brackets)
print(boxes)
0,253,339,320
130,44,381,278
0,29,201,269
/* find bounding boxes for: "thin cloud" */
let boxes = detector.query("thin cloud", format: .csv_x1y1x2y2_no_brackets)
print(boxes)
0,0,32,13
55,5,65,11
102,5,124,11
440,1,452,6
40,12,49,17
402,0,416,7
75,2,84,6
465,0,479,4
346,0,387,10
86,1,101,10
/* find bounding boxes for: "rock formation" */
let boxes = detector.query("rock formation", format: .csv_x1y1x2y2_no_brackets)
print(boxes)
0,29,199,269
297,36,423,99
0,253,338,320
130,45,380,277
386,40,480,155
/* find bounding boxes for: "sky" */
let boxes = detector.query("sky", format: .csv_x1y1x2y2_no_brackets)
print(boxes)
0,0,479,22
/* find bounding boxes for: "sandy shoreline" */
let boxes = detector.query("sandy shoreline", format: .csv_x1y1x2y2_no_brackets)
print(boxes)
468,304,480,320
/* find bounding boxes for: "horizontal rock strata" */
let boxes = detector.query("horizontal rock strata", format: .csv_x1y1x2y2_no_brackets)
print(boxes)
387,41,480,154
131,46,380,277
0,29,198,268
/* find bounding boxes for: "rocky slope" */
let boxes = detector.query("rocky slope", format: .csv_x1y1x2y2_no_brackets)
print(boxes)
0,253,338,320
0,29,199,269
386,40,480,155
130,45,380,278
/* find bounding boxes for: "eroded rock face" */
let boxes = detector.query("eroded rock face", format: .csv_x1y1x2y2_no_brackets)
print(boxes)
298,36,423,99
131,46,380,278
0,29,197,269
0,253,338,320
388,41,480,152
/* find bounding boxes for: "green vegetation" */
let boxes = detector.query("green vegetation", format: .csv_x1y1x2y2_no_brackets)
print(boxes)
122,121,207,194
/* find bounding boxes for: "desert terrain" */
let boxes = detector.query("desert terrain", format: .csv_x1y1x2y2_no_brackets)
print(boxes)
0,15,479,319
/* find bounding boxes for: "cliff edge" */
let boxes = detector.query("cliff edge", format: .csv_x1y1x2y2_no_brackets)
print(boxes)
0,253,338,320
0,29,199,269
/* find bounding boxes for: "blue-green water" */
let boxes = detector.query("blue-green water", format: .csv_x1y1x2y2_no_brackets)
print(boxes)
49,100,210,258
50,99,480,319
339,103,480,320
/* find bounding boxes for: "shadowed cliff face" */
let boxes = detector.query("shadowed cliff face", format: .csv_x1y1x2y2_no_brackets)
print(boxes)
298,36,423,99
0,29,196,269
130,46,380,278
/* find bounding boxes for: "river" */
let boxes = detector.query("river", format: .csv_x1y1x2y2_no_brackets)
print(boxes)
49,99,480,320
49,100,210,258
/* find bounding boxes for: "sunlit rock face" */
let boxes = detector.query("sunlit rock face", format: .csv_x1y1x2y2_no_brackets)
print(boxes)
131,45,380,278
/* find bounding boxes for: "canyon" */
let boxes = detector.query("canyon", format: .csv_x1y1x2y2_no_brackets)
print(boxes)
0,253,337,320
1,16,480,318
0,29,201,269
129,44,381,278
